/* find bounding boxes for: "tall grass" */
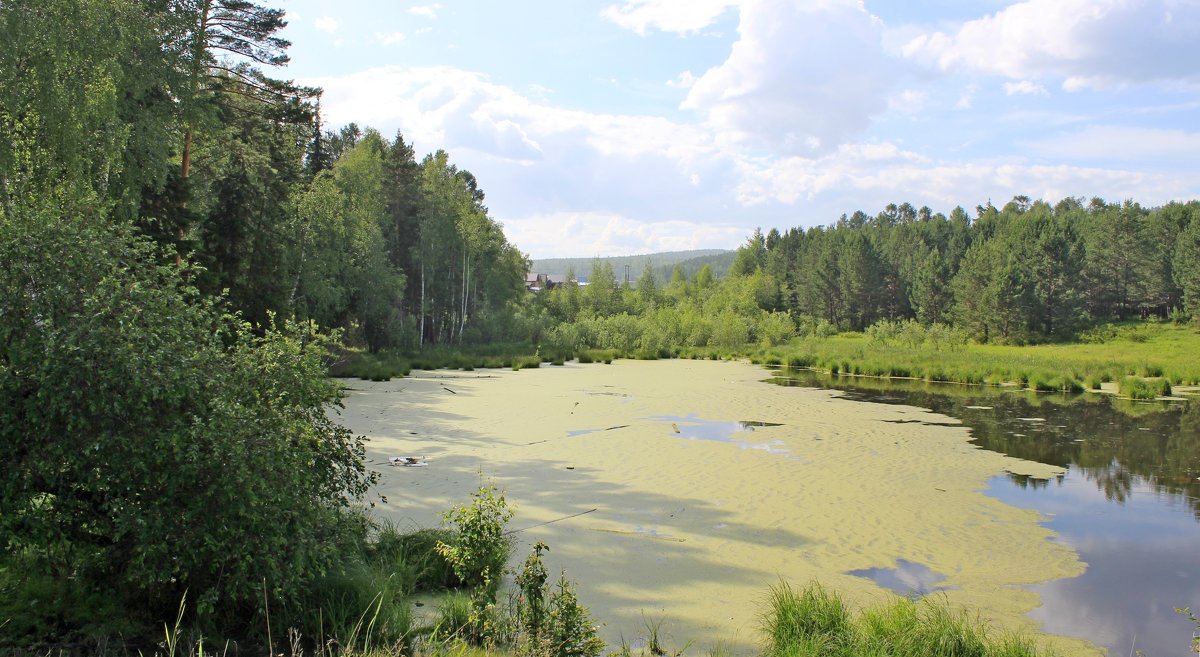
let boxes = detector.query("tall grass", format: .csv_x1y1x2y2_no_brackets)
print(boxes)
762,582,1052,657
1117,376,1172,400
767,321,1200,395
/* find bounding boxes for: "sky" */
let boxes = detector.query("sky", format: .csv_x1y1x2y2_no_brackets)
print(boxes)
271,0,1200,259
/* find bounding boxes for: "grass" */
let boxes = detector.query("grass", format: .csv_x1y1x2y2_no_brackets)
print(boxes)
327,321,1198,402
1117,376,1172,400
768,321,1199,398
762,582,1053,657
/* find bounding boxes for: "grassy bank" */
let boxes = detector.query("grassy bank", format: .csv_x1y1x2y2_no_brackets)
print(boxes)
329,343,620,381
333,320,1197,400
754,321,1198,397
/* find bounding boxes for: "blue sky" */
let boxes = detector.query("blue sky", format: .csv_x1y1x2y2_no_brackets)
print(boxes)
272,0,1200,258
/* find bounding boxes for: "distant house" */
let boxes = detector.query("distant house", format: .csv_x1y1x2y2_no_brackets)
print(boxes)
525,272,550,292
526,272,578,292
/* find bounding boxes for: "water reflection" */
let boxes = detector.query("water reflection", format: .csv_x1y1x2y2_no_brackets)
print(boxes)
767,370,1200,518
846,559,956,598
767,369,1200,657
990,474,1200,657
650,414,790,455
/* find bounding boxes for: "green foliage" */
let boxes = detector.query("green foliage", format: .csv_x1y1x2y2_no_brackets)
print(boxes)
436,485,515,601
762,582,1050,657
516,542,552,652
514,543,604,657
544,574,605,657
1175,607,1200,655
303,560,414,653
1118,376,1171,400
762,581,852,655
1174,214,1200,319
435,591,475,640
0,216,377,641
367,524,459,594
769,321,1199,391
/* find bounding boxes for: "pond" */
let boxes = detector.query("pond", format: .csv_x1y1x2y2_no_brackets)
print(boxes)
768,369,1200,657
339,359,1196,656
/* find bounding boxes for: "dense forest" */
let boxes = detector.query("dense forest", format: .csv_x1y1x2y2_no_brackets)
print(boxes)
0,0,526,648
0,0,527,352
530,198,1200,357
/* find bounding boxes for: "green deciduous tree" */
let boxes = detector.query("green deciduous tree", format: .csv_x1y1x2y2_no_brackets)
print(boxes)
0,214,374,638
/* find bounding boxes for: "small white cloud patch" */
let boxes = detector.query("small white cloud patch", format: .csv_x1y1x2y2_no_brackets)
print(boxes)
377,31,406,46
314,16,339,33
1005,80,1048,96
409,4,442,19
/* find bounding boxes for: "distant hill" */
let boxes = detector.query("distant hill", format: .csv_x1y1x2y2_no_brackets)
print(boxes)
531,249,735,283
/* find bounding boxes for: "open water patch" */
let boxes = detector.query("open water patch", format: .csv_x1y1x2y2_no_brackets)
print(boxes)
566,424,630,437
651,413,788,454
847,559,956,598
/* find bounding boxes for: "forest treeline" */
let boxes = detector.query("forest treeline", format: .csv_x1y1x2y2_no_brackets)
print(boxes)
531,197,1200,356
7,0,1194,360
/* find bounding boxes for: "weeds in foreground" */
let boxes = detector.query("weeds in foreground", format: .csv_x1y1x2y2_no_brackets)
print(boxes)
1176,607,1200,655
761,581,1052,657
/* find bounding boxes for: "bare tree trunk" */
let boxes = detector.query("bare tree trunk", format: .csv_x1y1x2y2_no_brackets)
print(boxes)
419,263,426,347
287,240,305,313
459,251,469,342
176,0,211,265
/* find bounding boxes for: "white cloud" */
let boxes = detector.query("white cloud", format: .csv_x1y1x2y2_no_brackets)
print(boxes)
667,71,698,89
376,31,406,46
504,212,745,259
888,89,927,113
682,0,896,155
600,0,739,35
1005,80,1048,96
304,64,1200,256
1027,125,1200,164
734,144,1194,214
409,4,441,19
304,66,729,222
955,83,978,110
904,0,1200,88
314,16,339,33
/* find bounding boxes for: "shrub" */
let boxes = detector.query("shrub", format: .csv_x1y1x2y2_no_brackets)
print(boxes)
0,218,376,639
436,485,514,601
514,542,604,657
758,311,797,347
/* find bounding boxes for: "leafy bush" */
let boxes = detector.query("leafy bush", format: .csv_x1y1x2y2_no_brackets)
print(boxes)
436,485,514,600
758,311,797,347
0,217,376,639
514,542,604,657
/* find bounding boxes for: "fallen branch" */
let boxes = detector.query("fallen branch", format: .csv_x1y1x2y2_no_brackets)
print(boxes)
505,508,597,535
